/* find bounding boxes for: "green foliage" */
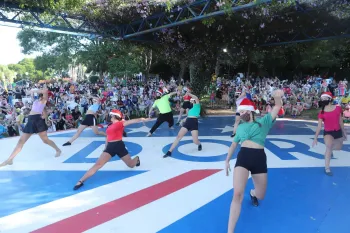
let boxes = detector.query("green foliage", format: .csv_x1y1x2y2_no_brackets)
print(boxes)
89,75,99,83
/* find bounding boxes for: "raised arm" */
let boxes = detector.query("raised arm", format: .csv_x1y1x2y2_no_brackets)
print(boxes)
186,92,199,103
270,90,284,121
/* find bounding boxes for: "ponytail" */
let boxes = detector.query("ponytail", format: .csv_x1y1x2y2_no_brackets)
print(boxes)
321,105,326,114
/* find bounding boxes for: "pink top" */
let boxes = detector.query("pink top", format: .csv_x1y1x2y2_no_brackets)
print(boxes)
344,110,350,118
31,100,45,114
318,105,342,131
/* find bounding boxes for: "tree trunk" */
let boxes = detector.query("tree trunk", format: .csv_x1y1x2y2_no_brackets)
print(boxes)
178,61,186,83
215,56,220,76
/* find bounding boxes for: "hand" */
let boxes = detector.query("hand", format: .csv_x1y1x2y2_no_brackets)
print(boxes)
312,138,317,147
225,160,231,176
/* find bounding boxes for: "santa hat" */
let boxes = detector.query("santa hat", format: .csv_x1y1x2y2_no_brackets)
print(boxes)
321,92,333,99
156,88,163,96
109,109,123,118
237,98,260,114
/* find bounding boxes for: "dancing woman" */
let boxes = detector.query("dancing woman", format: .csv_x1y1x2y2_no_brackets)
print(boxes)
73,109,150,190
63,96,106,146
225,89,284,233
176,88,192,125
312,92,347,176
147,89,178,137
0,88,61,168
163,93,202,158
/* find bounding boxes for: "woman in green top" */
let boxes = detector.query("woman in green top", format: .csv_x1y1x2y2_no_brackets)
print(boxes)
225,89,284,233
163,92,202,158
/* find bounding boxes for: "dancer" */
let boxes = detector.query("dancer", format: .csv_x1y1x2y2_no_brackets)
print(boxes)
312,92,347,176
225,89,284,233
146,89,178,137
73,109,150,190
231,90,246,137
176,88,192,125
62,95,106,146
163,93,202,158
0,88,61,168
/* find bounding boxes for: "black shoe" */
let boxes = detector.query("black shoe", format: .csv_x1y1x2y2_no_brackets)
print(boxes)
136,156,140,167
250,191,259,207
230,133,236,138
63,142,71,146
163,151,172,158
198,144,202,151
73,181,84,190
123,131,127,137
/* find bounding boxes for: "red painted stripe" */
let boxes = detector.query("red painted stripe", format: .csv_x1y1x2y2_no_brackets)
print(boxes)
31,169,221,233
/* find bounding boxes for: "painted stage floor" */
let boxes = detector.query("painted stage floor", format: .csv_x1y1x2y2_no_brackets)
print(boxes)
0,115,350,233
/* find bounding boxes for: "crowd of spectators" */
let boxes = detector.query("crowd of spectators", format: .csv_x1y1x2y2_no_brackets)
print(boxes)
0,74,349,138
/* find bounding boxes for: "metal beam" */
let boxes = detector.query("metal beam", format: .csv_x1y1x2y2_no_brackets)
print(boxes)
0,1,101,37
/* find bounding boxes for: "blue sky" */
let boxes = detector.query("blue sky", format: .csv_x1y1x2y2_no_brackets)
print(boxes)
0,25,36,65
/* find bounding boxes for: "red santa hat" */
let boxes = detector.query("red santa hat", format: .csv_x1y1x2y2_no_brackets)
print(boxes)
237,98,260,114
320,92,333,99
156,88,163,96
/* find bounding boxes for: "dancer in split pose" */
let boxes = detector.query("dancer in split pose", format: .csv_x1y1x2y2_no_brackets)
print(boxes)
0,88,61,168
163,93,202,158
73,109,150,190
225,89,284,233
313,92,347,176
63,96,106,146
147,89,178,137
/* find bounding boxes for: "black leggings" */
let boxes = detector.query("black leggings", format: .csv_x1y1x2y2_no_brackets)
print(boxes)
150,112,174,134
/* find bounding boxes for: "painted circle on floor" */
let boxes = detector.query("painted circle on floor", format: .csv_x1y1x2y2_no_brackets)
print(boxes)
162,139,234,162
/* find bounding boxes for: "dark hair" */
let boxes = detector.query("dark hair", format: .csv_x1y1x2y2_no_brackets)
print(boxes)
111,115,122,121
252,112,261,127
39,93,43,98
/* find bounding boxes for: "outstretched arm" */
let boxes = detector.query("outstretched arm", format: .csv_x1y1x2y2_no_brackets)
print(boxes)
186,93,199,103
123,118,151,127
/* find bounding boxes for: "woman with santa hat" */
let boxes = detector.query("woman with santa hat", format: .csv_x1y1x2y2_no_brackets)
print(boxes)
312,92,347,176
73,109,150,190
225,89,284,233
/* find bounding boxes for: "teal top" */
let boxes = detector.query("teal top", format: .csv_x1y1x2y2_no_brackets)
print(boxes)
233,113,275,147
188,103,201,117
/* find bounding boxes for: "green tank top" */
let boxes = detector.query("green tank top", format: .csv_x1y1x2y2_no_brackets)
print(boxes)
188,104,201,117
233,113,275,147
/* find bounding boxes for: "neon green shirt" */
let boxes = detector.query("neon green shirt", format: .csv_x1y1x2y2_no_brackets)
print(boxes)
188,103,201,117
152,94,172,114
233,113,274,147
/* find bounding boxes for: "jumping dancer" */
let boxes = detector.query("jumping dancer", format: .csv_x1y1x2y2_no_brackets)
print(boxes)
313,92,347,176
62,96,106,146
0,88,61,168
73,109,150,190
176,88,192,125
147,89,178,137
163,93,202,158
225,89,284,233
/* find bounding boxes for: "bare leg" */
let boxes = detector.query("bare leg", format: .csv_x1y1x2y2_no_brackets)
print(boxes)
251,173,268,200
190,130,201,145
169,127,188,152
177,108,185,123
228,167,249,233
121,154,140,168
91,126,106,137
38,131,61,157
0,133,32,167
67,125,88,144
75,152,111,185
324,135,334,173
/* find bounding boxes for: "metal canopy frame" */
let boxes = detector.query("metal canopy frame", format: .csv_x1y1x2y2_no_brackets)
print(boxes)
0,0,349,46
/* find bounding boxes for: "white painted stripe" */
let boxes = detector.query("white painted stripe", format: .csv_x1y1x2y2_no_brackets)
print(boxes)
0,167,192,233
84,170,232,233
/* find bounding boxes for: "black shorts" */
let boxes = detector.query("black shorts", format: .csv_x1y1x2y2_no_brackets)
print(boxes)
23,114,48,134
235,147,267,174
324,129,343,139
81,114,97,126
104,141,129,158
182,101,192,109
183,117,198,131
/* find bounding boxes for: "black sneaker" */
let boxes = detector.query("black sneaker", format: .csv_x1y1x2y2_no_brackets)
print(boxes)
230,133,236,138
123,131,127,137
63,142,71,146
163,151,172,158
136,156,140,167
250,191,259,207
73,181,84,190
198,144,202,151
